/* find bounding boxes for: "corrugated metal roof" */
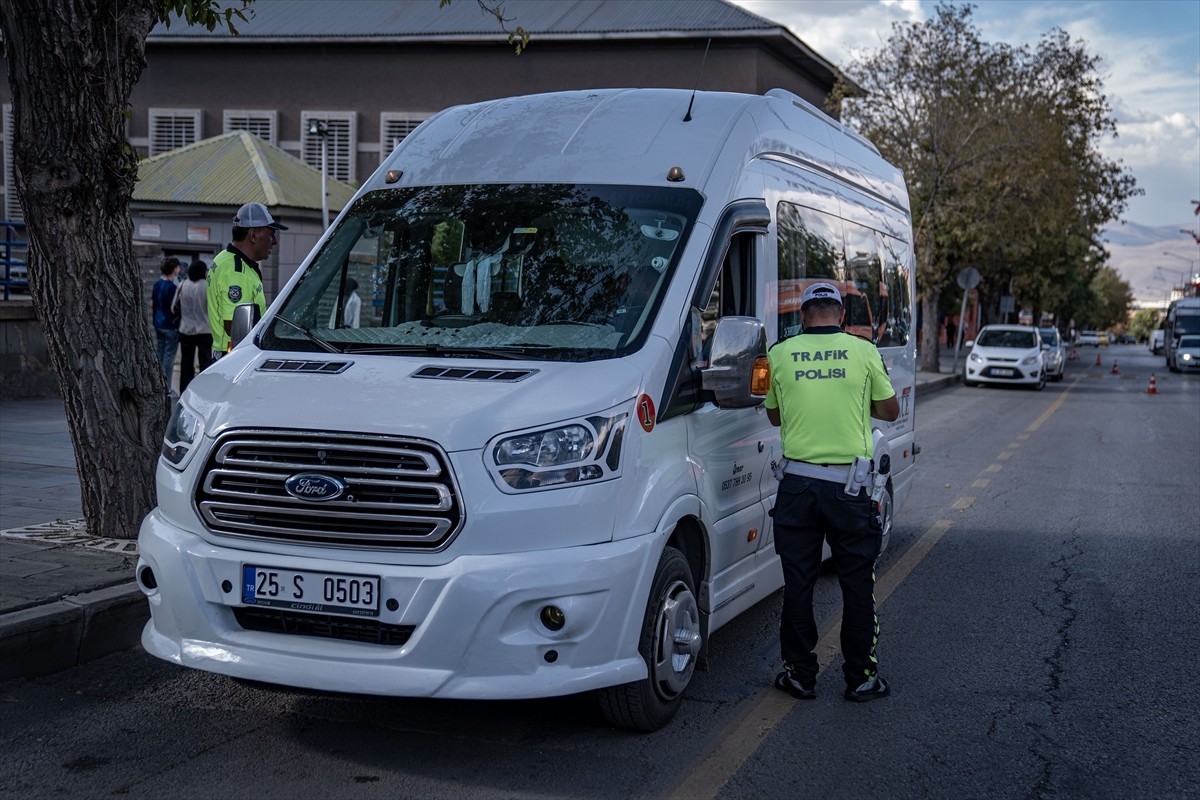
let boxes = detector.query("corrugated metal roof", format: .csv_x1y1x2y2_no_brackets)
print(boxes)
150,0,780,39
133,131,357,212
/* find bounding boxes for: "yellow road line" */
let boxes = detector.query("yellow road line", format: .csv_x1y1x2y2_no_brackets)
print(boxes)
664,519,955,800
667,379,1080,799
1026,376,1079,433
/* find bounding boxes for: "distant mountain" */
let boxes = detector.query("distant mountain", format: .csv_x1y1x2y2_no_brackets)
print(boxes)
1101,221,1199,306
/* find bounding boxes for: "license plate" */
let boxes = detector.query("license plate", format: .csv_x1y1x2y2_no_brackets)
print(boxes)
990,368,1015,376
242,565,380,617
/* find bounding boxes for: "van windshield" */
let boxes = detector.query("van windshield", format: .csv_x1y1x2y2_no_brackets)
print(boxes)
264,184,703,361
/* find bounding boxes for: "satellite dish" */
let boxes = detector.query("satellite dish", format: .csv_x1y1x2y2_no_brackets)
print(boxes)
957,267,981,290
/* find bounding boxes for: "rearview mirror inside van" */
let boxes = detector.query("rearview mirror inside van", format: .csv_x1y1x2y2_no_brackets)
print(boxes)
701,316,768,408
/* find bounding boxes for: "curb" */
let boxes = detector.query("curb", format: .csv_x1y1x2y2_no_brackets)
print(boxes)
0,582,146,681
916,373,960,398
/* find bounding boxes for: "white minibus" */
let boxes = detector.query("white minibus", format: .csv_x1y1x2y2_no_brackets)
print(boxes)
138,88,917,730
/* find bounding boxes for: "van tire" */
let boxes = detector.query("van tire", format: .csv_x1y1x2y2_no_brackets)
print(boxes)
597,546,700,732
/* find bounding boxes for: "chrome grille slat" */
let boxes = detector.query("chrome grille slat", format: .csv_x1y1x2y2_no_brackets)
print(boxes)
195,429,462,550
202,470,453,512
214,439,440,477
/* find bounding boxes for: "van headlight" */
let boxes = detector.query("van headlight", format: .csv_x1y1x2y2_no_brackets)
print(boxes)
1022,353,1040,365
490,411,628,492
161,401,204,471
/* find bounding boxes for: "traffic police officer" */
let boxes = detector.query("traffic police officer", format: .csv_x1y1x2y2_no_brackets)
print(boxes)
764,282,900,702
208,202,287,360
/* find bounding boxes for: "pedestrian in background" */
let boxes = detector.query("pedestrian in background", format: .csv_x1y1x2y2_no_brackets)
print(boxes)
764,282,900,703
174,258,212,393
208,202,287,360
330,277,362,328
151,256,181,387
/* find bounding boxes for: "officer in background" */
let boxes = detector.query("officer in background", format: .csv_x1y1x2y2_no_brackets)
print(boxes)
207,202,287,360
764,282,900,702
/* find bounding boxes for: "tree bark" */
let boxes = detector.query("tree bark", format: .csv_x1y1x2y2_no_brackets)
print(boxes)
919,291,942,372
1,0,166,538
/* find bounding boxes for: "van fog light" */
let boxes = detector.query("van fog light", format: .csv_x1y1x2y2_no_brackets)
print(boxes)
540,605,566,631
139,565,158,591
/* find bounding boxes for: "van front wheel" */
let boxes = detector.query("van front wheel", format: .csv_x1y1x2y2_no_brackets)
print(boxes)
598,546,700,731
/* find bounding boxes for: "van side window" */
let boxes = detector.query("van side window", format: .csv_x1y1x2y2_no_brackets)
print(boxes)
776,201,843,339
699,232,756,343
842,223,882,342
877,236,912,347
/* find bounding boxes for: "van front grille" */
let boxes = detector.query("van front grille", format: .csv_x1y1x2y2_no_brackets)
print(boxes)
196,429,462,550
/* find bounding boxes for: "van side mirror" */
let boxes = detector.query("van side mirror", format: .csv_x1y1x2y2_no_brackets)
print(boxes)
700,316,769,408
230,303,262,349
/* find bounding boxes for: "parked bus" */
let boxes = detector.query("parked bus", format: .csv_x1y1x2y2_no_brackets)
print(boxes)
1164,297,1200,371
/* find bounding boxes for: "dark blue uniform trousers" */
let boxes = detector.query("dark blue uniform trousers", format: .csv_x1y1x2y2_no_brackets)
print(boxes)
773,473,883,688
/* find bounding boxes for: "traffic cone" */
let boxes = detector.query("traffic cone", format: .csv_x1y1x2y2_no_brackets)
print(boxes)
1145,373,1158,394
1094,353,1101,367
1111,359,1119,375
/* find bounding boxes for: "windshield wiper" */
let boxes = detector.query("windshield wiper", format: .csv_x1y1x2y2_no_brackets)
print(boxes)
273,315,344,354
339,343,537,359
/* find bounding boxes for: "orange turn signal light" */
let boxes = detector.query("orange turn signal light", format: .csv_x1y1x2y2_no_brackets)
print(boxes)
751,356,771,396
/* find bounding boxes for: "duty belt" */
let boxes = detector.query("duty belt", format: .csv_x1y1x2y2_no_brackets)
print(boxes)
783,460,852,484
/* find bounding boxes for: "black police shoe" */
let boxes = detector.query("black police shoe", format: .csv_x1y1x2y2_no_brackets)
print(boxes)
774,671,816,700
843,676,890,702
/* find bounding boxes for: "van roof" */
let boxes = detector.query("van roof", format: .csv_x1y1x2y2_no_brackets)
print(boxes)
375,88,908,215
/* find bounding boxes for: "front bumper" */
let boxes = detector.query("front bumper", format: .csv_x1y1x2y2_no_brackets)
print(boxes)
137,511,658,699
965,360,1042,384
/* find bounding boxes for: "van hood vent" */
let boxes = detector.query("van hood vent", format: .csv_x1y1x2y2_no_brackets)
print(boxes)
258,359,353,374
412,365,537,382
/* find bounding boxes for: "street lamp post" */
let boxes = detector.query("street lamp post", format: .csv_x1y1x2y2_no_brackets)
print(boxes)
308,119,329,229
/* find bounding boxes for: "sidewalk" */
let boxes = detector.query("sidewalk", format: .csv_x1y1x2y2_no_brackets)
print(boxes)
0,354,961,681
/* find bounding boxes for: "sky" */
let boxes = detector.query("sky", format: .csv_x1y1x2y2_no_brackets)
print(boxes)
729,0,1200,299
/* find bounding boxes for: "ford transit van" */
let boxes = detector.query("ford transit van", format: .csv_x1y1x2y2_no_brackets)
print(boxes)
138,88,917,730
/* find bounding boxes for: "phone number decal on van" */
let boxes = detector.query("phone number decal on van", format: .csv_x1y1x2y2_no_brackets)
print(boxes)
242,565,381,617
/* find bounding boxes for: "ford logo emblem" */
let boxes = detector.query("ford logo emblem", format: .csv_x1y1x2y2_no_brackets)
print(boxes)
284,473,347,502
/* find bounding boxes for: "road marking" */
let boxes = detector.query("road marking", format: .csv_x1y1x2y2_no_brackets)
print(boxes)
972,478,990,488
664,519,955,800
998,451,1014,460
1026,375,1079,433
667,377,1081,798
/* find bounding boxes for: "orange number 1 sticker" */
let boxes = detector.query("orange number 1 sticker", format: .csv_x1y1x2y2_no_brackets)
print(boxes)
638,393,656,432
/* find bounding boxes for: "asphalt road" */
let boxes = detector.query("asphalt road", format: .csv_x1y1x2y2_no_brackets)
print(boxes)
1,344,1197,800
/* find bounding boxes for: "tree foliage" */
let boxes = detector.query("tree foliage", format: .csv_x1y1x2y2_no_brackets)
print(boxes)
831,2,1139,369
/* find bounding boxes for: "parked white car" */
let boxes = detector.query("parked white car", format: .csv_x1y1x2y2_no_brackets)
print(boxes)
963,325,1045,390
1149,329,1165,355
1038,327,1066,382
1172,334,1200,373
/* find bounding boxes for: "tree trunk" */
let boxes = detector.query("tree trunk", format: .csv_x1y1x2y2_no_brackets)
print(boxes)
1,0,166,539
919,290,942,372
